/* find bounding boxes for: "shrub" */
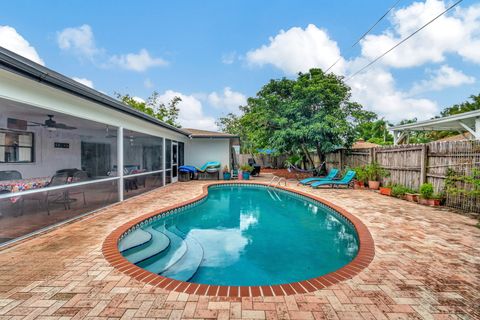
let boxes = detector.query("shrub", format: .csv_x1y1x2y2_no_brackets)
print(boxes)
419,183,434,199
353,166,368,183
392,185,410,198
364,162,389,181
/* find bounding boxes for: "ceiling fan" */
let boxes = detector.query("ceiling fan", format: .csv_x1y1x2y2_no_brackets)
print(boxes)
29,115,77,130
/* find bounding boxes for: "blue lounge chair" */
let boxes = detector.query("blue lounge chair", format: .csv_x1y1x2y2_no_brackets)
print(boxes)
298,168,339,185
310,170,356,189
196,161,221,173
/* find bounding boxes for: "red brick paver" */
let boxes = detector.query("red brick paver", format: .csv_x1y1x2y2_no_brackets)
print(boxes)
0,176,479,319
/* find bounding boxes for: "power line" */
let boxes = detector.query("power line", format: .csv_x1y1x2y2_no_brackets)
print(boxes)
325,0,402,73
345,0,464,81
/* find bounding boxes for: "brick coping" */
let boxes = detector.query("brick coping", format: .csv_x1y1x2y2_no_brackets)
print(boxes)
102,181,375,297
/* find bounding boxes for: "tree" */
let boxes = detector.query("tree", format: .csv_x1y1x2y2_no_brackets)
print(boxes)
239,68,361,166
440,93,480,116
116,92,181,127
353,109,393,145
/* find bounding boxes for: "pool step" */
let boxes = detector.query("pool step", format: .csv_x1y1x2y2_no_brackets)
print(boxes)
118,228,152,252
123,226,170,264
138,225,187,274
160,226,204,281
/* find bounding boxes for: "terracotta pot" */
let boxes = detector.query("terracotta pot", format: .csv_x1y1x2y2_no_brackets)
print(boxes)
405,193,419,202
368,180,380,190
354,181,365,189
419,198,430,205
428,199,441,206
379,187,392,196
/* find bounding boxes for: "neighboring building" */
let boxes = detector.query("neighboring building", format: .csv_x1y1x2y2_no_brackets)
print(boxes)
351,139,380,149
0,47,237,245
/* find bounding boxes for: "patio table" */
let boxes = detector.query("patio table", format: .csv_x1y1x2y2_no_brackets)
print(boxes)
0,177,51,203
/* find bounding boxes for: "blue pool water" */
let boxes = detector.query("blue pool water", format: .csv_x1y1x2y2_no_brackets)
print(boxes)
119,185,359,286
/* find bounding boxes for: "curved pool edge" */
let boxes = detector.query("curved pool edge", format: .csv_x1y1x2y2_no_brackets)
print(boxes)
102,181,375,297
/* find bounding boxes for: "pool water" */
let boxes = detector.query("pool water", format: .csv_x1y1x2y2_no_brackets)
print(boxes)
119,185,359,286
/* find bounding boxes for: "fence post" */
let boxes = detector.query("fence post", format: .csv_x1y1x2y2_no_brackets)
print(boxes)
339,150,344,170
420,144,428,185
370,148,376,164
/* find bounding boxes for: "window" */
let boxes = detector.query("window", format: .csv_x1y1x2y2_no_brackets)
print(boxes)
0,129,34,163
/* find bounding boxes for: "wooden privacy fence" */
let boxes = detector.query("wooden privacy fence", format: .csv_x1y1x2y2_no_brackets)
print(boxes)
325,140,480,213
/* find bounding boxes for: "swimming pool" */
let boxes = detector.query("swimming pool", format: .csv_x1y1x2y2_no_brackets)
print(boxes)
115,184,363,288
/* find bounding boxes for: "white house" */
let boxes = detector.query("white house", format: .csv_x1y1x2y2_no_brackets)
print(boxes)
0,47,238,245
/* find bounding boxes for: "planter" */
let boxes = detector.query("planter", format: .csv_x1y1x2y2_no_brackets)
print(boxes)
368,180,380,190
238,170,243,180
427,198,441,206
242,172,251,180
419,198,430,205
223,172,231,180
379,187,392,196
354,181,365,189
405,193,419,202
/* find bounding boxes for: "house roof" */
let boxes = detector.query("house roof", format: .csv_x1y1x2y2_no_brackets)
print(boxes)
183,128,239,138
352,139,380,149
434,132,473,142
390,110,480,132
0,47,190,136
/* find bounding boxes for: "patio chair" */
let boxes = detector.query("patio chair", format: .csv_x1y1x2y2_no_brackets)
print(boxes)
310,170,356,189
0,170,22,181
66,171,88,207
45,172,70,215
298,168,339,185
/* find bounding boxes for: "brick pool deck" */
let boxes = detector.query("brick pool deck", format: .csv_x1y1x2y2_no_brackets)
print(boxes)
0,176,479,319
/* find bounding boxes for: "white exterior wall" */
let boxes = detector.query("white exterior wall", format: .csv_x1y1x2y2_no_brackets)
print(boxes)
185,139,231,171
0,69,188,143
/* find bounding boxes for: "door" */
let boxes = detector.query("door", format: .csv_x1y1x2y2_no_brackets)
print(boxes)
171,142,178,182
81,142,111,177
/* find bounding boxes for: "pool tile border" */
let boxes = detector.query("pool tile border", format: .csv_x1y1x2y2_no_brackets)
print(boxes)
102,181,375,297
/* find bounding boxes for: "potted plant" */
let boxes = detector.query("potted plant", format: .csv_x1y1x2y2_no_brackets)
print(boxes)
364,162,389,190
223,165,231,180
240,164,253,180
353,166,367,189
405,191,420,202
391,185,410,199
379,181,393,196
419,183,441,206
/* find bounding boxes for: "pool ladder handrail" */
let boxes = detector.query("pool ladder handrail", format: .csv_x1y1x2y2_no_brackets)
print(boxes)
268,176,287,188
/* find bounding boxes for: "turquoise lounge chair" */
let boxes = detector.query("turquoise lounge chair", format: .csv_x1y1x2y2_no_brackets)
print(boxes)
195,161,221,173
310,170,356,189
298,168,339,185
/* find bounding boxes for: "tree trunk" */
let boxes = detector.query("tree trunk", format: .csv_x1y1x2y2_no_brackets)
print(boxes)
316,144,327,175
301,144,315,168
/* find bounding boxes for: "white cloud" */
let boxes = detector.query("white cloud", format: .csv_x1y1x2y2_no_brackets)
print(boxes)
71,77,94,88
144,78,154,89
0,26,44,65
207,87,247,113
410,65,475,94
110,49,168,72
246,24,344,75
221,51,237,64
360,0,480,68
57,24,99,59
57,25,167,72
156,90,217,130
347,65,438,122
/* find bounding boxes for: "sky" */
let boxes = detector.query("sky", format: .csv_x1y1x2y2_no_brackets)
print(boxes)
1,0,479,130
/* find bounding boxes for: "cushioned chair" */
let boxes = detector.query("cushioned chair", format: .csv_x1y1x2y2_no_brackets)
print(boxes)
248,159,261,177
299,168,339,185
310,170,356,189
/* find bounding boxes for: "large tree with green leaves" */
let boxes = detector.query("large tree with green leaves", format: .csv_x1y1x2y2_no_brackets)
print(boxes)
353,109,393,145
238,68,361,165
116,92,181,127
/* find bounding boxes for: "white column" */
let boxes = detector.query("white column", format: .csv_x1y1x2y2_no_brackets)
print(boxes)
117,127,124,202
475,117,480,140
163,137,166,186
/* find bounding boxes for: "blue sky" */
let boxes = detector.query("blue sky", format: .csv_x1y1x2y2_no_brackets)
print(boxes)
1,0,479,130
